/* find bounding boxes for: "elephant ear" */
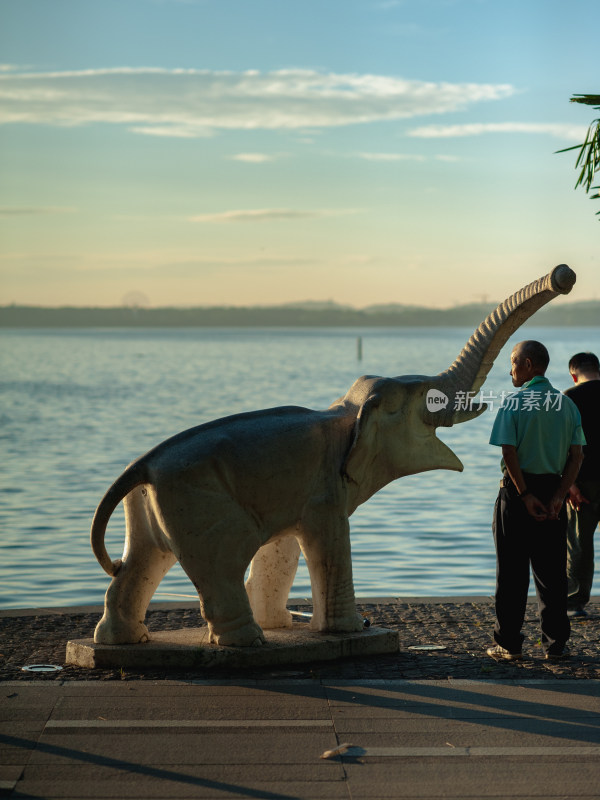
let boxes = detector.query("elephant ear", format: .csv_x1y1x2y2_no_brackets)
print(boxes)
342,392,382,488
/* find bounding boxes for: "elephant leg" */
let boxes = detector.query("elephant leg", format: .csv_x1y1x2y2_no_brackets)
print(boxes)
300,513,363,634
245,535,301,629
176,511,266,647
94,490,177,645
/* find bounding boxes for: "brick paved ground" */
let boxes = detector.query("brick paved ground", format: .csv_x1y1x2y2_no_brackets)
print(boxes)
1,598,598,682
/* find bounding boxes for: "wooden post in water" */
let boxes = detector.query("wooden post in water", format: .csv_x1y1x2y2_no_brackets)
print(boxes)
357,336,363,361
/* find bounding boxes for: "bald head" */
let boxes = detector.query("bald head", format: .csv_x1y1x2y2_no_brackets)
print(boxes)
514,340,549,372
510,340,549,387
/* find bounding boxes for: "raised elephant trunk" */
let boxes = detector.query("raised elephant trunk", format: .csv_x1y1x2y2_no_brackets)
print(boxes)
429,264,576,428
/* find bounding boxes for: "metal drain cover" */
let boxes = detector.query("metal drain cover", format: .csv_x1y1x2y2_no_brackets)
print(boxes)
21,664,63,673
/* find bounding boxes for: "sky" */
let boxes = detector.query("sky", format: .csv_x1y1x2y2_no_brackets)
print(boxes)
0,0,598,309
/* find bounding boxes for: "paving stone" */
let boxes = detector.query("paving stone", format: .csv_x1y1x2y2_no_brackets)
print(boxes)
2,598,598,681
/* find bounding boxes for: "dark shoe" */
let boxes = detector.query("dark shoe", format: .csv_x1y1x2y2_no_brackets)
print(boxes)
486,644,522,661
545,646,570,661
567,607,588,618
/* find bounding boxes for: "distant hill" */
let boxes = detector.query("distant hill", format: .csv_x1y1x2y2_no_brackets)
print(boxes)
0,300,598,328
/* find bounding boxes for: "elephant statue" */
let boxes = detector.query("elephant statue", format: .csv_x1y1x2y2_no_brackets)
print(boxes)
91,265,575,647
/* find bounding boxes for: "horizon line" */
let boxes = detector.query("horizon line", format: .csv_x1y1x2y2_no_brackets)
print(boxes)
2,298,598,312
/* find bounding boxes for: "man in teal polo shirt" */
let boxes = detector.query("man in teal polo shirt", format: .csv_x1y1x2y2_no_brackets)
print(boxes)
487,340,585,661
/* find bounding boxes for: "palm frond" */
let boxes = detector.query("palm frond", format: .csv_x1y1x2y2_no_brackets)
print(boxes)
556,93,600,218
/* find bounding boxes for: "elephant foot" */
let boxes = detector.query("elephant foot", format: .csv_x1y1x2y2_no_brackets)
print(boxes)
209,620,266,647
94,614,150,645
310,611,365,634
253,607,294,630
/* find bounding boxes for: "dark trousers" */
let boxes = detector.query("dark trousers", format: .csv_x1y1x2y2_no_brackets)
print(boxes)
492,473,570,654
567,475,600,609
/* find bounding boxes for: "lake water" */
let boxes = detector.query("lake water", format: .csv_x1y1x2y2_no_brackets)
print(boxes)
0,325,597,610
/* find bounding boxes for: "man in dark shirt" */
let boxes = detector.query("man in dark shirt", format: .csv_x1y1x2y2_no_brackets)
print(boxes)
565,352,600,618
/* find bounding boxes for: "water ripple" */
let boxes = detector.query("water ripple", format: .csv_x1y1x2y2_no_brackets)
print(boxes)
0,326,596,609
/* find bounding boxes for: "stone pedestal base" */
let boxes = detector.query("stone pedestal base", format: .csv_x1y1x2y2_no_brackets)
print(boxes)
66,624,399,671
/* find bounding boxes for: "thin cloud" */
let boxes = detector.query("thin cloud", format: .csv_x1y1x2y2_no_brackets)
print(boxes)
356,152,426,161
0,67,516,137
408,122,587,140
230,153,278,163
130,124,211,138
188,208,359,223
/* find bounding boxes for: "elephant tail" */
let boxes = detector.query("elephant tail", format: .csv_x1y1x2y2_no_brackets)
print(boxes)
90,464,147,577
